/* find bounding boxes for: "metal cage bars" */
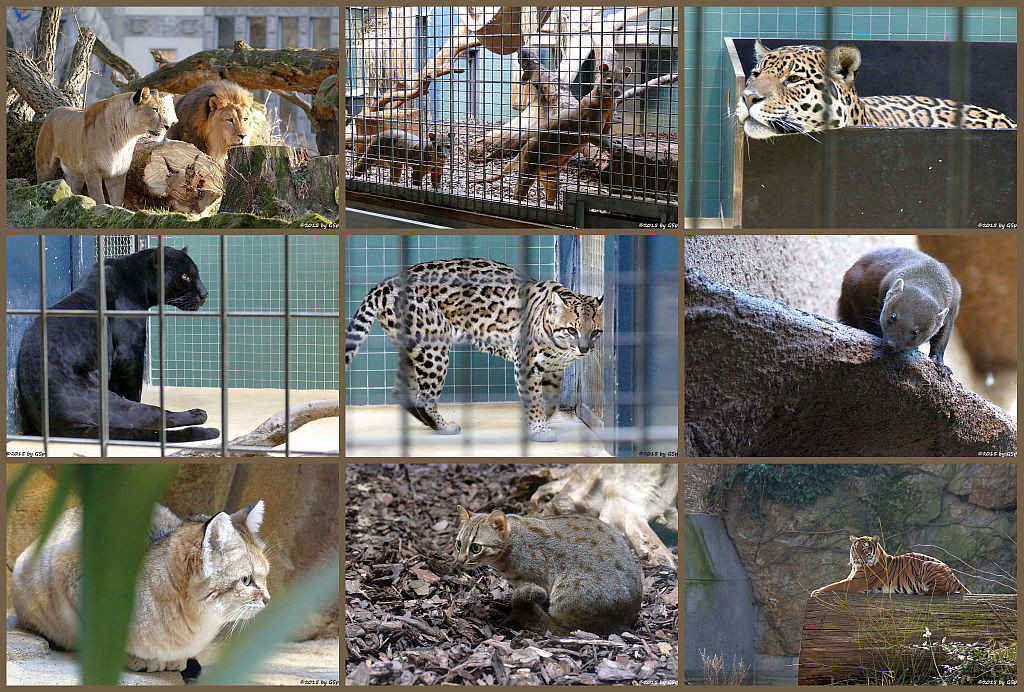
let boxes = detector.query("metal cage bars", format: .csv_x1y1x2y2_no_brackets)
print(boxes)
7,235,339,457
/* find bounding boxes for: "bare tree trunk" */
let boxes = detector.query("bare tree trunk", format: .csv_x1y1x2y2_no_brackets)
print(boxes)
123,138,223,215
6,48,73,116
221,145,339,220
33,6,62,79
170,399,339,457
60,28,96,108
124,41,338,94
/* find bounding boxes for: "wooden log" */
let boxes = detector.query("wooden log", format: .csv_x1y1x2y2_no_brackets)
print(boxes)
33,7,62,79
123,138,223,215
123,41,338,95
6,47,73,116
798,593,1017,685
221,145,338,220
60,28,96,108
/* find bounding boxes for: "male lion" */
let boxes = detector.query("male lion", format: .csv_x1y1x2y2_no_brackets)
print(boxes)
36,87,175,207
167,80,254,167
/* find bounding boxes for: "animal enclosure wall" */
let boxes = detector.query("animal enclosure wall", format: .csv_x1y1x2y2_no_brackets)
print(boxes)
345,6,679,228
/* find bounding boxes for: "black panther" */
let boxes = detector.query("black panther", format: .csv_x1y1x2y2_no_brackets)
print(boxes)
16,246,220,443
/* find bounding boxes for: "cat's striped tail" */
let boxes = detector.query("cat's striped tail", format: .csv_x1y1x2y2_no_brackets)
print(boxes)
345,284,386,367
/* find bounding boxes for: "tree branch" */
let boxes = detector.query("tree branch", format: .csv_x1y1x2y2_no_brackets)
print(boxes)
124,41,338,95
170,399,339,457
619,72,678,104
60,27,95,108
33,6,62,79
92,35,142,84
6,47,73,115
270,88,312,118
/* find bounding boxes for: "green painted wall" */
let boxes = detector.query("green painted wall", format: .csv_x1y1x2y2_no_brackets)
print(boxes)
684,6,1018,218
148,235,339,390
345,235,556,406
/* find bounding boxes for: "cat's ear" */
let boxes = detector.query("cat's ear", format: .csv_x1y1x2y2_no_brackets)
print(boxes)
232,500,264,535
457,505,470,524
849,536,857,543
871,535,880,542
550,292,566,308
488,509,508,533
180,246,190,255
596,295,604,307
201,512,244,576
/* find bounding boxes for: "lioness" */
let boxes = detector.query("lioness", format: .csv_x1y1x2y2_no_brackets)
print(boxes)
168,80,254,167
36,87,175,207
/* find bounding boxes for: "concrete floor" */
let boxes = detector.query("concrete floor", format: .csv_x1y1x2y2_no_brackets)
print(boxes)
6,387,339,457
345,402,611,457
7,613,339,685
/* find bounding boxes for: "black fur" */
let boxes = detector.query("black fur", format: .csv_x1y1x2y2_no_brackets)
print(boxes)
16,247,220,443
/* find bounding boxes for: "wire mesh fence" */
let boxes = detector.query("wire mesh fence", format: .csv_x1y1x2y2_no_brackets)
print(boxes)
6,235,339,457
345,6,679,228
344,233,678,457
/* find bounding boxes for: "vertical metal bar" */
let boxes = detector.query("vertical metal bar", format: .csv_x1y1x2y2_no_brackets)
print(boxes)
690,7,703,224
157,236,166,455
819,8,837,228
220,235,229,457
948,8,968,227
636,235,650,454
398,234,410,455
37,236,49,455
284,235,291,457
520,235,528,456
97,235,109,455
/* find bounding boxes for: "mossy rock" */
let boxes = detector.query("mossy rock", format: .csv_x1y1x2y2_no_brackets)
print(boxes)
9,181,334,229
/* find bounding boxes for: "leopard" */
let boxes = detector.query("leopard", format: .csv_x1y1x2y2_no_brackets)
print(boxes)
735,40,1017,140
345,258,603,442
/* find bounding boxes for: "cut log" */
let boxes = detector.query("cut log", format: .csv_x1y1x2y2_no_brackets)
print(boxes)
124,41,338,95
123,138,223,215
798,593,1017,685
586,134,678,197
221,145,338,220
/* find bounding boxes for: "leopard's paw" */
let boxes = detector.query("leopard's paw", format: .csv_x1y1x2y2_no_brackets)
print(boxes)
529,422,557,442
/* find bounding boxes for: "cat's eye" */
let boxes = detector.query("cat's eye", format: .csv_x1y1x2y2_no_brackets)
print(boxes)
566,327,578,336
592,330,603,339
786,75,800,83
241,574,252,586
470,543,481,554
181,273,189,281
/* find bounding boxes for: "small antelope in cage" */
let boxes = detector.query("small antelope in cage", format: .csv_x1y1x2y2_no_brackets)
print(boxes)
474,61,630,205
350,130,452,190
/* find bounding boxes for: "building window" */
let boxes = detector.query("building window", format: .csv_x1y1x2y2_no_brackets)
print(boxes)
247,17,267,49
311,17,330,49
215,17,234,49
279,16,298,49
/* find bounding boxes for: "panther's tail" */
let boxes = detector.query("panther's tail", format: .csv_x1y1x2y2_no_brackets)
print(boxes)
345,283,387,367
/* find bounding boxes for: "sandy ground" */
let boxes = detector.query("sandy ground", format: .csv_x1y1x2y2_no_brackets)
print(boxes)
7,613,339,685
6,386,339,457
345,402,611,457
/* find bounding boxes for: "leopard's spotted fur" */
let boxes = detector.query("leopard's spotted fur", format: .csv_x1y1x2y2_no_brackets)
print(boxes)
345,258,603,442
736,40,1017,139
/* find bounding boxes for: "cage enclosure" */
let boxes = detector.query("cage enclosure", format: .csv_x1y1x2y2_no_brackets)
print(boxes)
5,234,339,457
344,7,679,229
344,234,678,457
725,38,1017,228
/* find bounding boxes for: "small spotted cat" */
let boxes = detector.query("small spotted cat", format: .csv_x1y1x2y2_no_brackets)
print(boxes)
455,505,643,635
345,258,603,442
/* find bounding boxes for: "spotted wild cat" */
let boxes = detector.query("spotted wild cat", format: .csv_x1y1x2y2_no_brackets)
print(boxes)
345,258,603,442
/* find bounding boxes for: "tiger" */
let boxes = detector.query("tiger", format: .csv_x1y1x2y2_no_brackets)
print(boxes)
811,535,970,597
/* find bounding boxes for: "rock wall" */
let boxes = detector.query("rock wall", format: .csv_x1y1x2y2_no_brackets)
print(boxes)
6,463,339,638
717,464,1015,658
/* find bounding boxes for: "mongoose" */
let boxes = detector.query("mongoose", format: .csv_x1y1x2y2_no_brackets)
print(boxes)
838,247,961,372
455,505,642,635
350,130,450,189
471,62,630,204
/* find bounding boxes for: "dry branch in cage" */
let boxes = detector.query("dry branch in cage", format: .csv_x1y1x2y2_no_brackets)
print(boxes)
170,398,339,457
123,137,223,215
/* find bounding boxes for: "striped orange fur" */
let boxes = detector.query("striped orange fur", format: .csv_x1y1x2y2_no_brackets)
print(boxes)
811,535,970,597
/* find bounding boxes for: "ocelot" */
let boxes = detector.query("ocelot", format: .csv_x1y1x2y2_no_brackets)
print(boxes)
345,258,603,442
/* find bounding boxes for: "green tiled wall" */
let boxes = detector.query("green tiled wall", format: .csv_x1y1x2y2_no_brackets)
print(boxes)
149,235,339,390
684,6,1018,219
345,235,556,406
